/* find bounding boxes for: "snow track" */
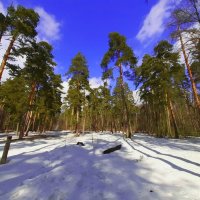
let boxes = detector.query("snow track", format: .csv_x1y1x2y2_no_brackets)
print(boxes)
0,132,199,200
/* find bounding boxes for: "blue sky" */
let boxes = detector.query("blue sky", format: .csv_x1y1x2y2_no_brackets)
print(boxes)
0,0,181,90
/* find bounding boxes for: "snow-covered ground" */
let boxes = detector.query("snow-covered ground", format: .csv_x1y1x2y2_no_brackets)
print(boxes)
0,131,199,200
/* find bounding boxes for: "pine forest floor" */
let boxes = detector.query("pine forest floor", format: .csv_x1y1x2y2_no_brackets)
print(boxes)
0,131,200,200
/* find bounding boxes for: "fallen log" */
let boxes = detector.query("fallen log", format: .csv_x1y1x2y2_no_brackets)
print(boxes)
103,144,122,154
76,142,85,146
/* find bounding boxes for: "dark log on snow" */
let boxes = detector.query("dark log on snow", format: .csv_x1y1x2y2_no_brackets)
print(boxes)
76,142,85,146
103,144,122,154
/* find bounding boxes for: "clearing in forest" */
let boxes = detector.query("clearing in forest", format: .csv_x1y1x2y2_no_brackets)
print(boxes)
0,132,200,200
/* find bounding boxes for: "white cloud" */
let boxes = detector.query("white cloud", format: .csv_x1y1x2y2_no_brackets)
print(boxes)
89,77,110,89
1,68,10,82
0,3,61,43
132,89,142,105
61,80,70,101
0,2,61,81
35,7,61,42
136,0,181,42
89,77,104,89
61,77,110,102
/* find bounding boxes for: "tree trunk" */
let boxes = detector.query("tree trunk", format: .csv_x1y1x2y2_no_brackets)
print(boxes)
82,111,86,134
19,82,36,139
32,112,37,131
169,101,179,138
0,32,4,44
48,117,53,131
75,108,79,134
118,63,132,138
179,29,200,111
25,111,33,136
100,112,104,132
0,103,5,130
37,119,41,133
64,113,68,130
42,115,47,133
69,108,74,131
0,136,12,164
16,122,20,136
0,35,17,82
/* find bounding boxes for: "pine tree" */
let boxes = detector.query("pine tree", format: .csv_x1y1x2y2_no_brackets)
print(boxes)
0,5,39,82
66,53,90,134
0,12,10,43
0,76,28,132
169,1,200,110
136,40,185,138
101,32,137,138
19,41,56,138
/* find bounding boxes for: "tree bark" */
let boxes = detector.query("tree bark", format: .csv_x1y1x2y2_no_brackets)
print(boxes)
82,111,86,134
75,108,79,134
118,62,132,138
0,136,12,164
16,122,19,136
179,28,200,111
0,35,17,82
0,32,4,44
19,82,36,139
42,115,47,133
32,112,37,131
169,100,179,138
25,111,33,136
70,108,74,131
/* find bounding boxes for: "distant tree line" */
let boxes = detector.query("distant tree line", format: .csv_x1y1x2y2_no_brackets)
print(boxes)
60,0,200,138
0,0,199,139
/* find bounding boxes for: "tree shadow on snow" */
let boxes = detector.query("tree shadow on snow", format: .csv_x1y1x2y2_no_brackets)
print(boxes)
133,140,200,167
133,134,200,152
125,138,200,178
0,137,166,200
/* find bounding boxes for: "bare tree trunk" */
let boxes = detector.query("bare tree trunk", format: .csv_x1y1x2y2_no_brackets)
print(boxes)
32,112,37,131
82,111,86,134
0,136,12,164
165,93,172,137
0,103,5,130
25,111,33,136
118,62,132,138
19,82,36,139
16,122,19,136
69,108,74,131
0,35,17,82
169,100,179,138
75,108,79,134
42,115,47,133
113,117,117,132
64,113,68,130
179,28,200,111
48,117,53,131
100,112,104,132
0,32,4,44
37,119,41,133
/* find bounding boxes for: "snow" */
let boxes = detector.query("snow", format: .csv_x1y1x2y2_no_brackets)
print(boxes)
0,131,200,200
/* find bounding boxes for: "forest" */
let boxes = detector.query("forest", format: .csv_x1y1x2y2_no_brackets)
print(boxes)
0,0,199,140
0,1,200,200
